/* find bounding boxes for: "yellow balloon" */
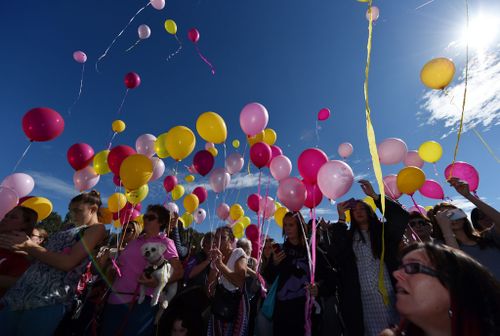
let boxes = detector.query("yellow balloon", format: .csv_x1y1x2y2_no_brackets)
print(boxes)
229,204,244,221
108,193,127,213
397,166,426,195
424,206,433,213
93,150,111,175
263,128,277,146
171,184,185,201
181,212,193,228
112,120,126,133
119,154,153,190
232,139,240,149
345,210,351,223
113,219,121,229
126,184,149,205
21,197,52,221
207,147,218,157
232,222,245,239
164,19,177,35
185,175,195,183
274,207,288,228
99,207,113,224
363,196,377,212
166,126,196,161
196,112,227,144
418,141,443,163
420,57,455,90
183,194,199,213
247,131,264,146
154,132,170,159
239,216,251,228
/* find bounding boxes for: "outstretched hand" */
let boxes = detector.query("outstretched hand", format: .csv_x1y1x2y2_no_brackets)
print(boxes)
358,179,378,199
448,177,471,198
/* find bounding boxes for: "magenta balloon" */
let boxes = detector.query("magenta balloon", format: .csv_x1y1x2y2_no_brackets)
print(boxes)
444,161,479,192
225,152,244,175
194,208,207,224
0,187,19,219
193,186,208,204
217,203,230,220
120,208,140,225
124,72,141,89
166,202,179,214
150,157,165,181
150,0,165,10
250,142,272,169
22,107,65,142
317,108,331,121
269,155,292,181
73,166,100,191
338,142,354,159
277,177,307,211
259,196,276,219
239,102,269,136
303,180,323,209
317,160,354,200
187,28,200,43
245,224,260,241
135,134,157,157
419,180,444,200
163,175,178,192
267,145,283,168
209,168,231,193
193,150,215,177
377,138,408,165
113,175,121,187
408,205,426,216
67,143,95,171
404,150,424,168
298,148,328,184
247,193,262,213
1,173,35,198
383,174,402,200
125,202,141,212
73,50,87,64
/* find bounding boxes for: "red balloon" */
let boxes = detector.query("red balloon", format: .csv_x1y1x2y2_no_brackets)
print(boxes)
22,107,65,142
19,196,34,204
108,145,136,176
124,202,142,212
303,180,323,209
112,212,119,221
250,142,272,169
163,175,178,192
245,224,260,241
188,28,200,43
247,193,262,213
298,148,328,184
124,72,141,89
113,175,122,187
120,208,140,225
193,150,215,177
193,186,208,204
67,143,94,171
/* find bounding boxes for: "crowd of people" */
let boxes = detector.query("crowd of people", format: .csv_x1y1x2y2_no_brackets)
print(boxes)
0,177,499,336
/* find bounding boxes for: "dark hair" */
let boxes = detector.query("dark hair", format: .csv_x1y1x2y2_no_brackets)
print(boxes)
215,226,234,242
70,190,102,208
12,206,39,234
470,207,493,232
398,243,500,336
146,204,170,231
282,211,308,246
349,200,383,258
201,232,215,247
33,227,48,240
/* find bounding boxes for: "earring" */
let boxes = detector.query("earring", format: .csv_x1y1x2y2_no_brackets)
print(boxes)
448,308,453,318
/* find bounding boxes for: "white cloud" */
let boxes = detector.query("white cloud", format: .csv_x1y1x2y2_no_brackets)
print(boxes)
27,170,78,199
449,195,485,216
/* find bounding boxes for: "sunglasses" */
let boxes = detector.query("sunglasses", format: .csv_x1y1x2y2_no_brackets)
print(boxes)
143,214,158,221
125,228,135,234
409,220,429,228
398,262,439,278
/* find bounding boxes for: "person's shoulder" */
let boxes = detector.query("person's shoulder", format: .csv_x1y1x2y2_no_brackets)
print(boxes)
232,247,247,258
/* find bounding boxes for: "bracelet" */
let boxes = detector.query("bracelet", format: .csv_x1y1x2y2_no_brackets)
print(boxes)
338,219,346,223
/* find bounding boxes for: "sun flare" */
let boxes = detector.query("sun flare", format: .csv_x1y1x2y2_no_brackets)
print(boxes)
462,13,500,50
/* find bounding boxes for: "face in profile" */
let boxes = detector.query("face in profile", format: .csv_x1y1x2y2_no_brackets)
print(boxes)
69,201,95,226
0,208,29,233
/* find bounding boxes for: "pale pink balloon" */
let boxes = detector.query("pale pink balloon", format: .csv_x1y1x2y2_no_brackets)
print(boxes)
259,196,276,219
419,179,445,200
317,160,354,200
150,0,165,10
239,102,269,136
135,134,157,157
0,187,19,219
366,6,380,21
225,152,244,175
209,168,231,193
269,155,292,181
383,174,402,200
194,208,207,224
166,202,179,214
73,51,87,64
217,203,230,220
205,142,215,150
337,142,353,159
73,166,100,191
1,173,35,198
138,24,151,39
277,177,307,211
378,138,408,165
404,150,424,168
317,108,331,121
408,205,426,216
187,165,198,174
150,157,165,181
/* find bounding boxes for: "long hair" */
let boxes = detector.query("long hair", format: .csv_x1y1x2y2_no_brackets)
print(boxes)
349,200,383,258
282,211,308,246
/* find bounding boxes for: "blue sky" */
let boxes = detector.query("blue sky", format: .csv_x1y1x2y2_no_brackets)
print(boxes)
1,0,499,239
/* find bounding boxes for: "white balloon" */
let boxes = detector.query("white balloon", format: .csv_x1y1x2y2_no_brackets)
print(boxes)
138,24,151,39
150,157,165,181
150,0,165,10
166,202,179,214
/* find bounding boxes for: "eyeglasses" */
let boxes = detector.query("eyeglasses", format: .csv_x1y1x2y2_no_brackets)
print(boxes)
409,220,429,228
125,228,135,234
143,214,158,221
398,262,439,278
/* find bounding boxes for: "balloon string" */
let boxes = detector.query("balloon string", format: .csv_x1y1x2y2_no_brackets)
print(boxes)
12,141,33,173
194,44,215,75
166,35,183,61
471,127,500,163
125,39,142,52
117,89,129,115
107,132,118,150
433,163,439,177
68,63,85,116
95,1,150,72
382,179,397,200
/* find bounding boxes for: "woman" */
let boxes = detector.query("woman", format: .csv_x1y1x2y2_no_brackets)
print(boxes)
100,204,183,336
30,227,48,246
0,191,106,335
330,180,407,335
403,212,433,245
207,226,248,336
389,242,500,335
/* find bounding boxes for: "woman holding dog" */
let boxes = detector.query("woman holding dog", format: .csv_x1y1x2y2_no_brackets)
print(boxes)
101,204,183,336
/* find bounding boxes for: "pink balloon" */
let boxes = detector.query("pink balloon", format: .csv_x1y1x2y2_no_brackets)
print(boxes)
247,193,262,213
250,142,272,169
317,160,354,200
150,157,165,181
73,51,87,64
298,148,328,184
408,205,427,216
1,173,35,198
239,102,269,136
120,208,141,225
0,187,19,219
193,186,208,204
383,174,402,200
267,145,283,168
378,138,408,165
404,150,424,168
187,165,198,174
135,134,157,157
277,177,307,211
338,142,353,159
73,166,100,191
194,208,207,224
245,224,260,241
317,108,331,121
366,6,380,21
419,180,444,200
166,202,179,214
217,203,230,220
269,155,292,181
125,202,141,212
225,152,244,175
303,180,323,209
259,196,276,219
193,150,215,177
444,161,479,192
67,143,94,171
187,28,200,43
209,168,231,193
124,72,141,89
163,175,178,192
22,107,65,142
138,24,151,39
113,175,122,187
204,142,215,150
150,0,165,10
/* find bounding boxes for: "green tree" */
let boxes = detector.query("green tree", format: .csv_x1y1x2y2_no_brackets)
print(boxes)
39,212,64,235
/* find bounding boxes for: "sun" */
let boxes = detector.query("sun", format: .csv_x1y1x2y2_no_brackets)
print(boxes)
462,13,500,50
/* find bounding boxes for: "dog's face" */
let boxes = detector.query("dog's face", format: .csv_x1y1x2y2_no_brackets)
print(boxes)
141,242,167,263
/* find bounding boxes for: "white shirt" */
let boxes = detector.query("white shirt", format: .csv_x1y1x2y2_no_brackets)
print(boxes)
219,248,247,291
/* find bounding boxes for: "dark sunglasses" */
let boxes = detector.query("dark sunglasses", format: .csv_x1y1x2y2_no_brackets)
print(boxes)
398,262,439,278
409,219,429,228
143,214,158,221
125,227,135,234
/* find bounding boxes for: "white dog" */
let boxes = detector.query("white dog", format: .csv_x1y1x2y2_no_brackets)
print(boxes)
138,242,177,313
